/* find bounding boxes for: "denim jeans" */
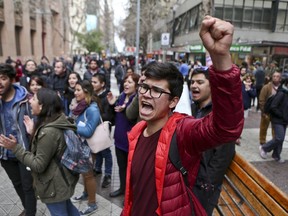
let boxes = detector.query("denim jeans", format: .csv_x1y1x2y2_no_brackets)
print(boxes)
46,199,80,216
1,159,37,216
94,148,113,175
262,123,287,159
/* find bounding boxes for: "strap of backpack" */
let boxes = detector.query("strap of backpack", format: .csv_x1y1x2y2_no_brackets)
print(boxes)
54,157,70,187
169,132,195,216
169,132,189,186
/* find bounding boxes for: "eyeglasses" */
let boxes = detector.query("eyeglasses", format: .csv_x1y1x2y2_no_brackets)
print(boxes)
138,83,171,98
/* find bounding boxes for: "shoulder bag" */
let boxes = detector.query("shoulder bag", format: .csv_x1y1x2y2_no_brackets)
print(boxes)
84,111,113,153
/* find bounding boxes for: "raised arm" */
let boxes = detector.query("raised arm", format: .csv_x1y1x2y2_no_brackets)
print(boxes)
199,16,234,71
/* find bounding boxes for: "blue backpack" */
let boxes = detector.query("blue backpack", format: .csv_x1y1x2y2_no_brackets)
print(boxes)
60,130,92,174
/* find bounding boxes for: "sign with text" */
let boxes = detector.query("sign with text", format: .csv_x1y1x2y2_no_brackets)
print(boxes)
161,33,170,46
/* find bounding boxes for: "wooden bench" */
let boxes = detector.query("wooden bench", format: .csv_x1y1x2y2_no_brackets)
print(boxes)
214,153,288,215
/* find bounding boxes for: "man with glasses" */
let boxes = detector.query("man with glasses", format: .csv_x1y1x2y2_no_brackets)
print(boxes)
121,16,244,215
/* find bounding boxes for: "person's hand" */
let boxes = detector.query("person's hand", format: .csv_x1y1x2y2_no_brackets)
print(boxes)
0,134,17,150
114,104,126,112
262,113,269,119
138,73,146,84
23,115,34,135
199,16,234,70
107,92,117,105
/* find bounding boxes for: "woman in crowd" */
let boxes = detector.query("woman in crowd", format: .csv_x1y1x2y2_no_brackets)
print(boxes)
64,71,82,116
242,73,256,118
27,75,45,99
71,80,101,215
107,73,140,198
91,73,114,188
0,88,80,216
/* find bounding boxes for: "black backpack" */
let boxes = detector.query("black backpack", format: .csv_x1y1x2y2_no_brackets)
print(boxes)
169,132,195,216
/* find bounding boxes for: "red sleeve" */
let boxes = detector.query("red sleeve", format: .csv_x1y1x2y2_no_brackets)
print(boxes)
177,64,244,154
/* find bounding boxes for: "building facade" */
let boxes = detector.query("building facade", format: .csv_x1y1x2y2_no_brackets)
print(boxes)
153,0,288,69
0,0,69,63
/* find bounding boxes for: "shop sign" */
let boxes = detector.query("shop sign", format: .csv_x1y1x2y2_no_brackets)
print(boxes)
190,45,205,53
230,45,252,52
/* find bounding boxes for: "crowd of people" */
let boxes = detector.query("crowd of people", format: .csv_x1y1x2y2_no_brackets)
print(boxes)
0,15,287,216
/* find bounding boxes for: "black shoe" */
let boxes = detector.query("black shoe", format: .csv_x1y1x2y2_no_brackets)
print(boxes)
109,189,124,197
93,170,102,176
102,175,111,188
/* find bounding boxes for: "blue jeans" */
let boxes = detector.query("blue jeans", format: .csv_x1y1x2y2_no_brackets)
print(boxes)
46,199,80,216
94,148,112,175
262,123,287,159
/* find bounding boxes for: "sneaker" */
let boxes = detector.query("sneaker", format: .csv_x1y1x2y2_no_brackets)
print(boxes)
102,175,111,188
259,146,267,159
71,193,88,202
80,204,98,215
277,158,285,164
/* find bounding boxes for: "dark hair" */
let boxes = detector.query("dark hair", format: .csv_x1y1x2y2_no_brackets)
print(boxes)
181,59,186,63
191,67,210,80
126,67,134,73
33,88,63,135
89,59,98,65
93,73,106,86
67,71,81,87
144,62,184,98
76,80,96,105
28,75,45,90
0,63,16,79
24,59,37,68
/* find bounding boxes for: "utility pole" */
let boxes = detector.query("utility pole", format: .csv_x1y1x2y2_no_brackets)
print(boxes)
135,0,140,73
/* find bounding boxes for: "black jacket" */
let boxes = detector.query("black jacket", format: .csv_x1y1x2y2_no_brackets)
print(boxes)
270,87,288,124
191,102,236,186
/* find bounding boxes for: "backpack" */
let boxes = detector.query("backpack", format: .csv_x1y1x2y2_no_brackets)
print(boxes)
263,94,276,114
60,130,92,174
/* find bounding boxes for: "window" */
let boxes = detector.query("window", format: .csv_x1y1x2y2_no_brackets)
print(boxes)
15,26,21,56
215,0,272,30
0,22,3,56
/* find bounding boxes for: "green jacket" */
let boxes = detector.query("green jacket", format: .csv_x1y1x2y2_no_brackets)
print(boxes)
13,113,79,204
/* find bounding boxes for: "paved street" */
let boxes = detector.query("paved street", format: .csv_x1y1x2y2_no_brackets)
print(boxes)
0,65,287,215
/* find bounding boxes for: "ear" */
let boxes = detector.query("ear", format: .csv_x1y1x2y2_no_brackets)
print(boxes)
169,97,180,109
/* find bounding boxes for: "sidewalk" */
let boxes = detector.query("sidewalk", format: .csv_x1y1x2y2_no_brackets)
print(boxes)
0,166,122,216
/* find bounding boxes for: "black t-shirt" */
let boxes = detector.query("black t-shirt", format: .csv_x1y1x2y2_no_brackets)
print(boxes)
131,129,162,216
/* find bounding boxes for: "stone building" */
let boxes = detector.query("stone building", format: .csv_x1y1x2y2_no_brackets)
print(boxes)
0,0,69,63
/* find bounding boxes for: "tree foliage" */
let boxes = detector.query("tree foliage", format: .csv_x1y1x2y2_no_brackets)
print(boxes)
76,30,104,53
118,0,166,55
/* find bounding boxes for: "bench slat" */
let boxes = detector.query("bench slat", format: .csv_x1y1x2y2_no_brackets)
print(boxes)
222,177,256,215
227,158,288,215
233,154,288,211
225,168,272,215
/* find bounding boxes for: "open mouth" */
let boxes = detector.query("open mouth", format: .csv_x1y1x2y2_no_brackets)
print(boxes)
192,90,200,97
140,101,154,115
